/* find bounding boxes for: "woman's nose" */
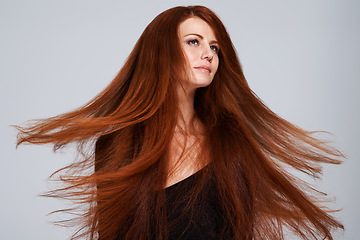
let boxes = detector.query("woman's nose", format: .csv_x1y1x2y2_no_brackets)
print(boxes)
200,46,214,62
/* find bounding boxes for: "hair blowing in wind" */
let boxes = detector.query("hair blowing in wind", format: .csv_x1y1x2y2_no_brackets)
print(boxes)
15,5,343,240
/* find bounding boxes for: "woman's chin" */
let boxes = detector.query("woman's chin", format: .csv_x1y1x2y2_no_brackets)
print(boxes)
191,77,213,89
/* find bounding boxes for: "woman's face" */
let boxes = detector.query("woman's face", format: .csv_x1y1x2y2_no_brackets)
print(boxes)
178,17,219,92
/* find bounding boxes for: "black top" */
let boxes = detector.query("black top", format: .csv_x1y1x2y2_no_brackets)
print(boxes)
114,170,229,240
165,170,227,240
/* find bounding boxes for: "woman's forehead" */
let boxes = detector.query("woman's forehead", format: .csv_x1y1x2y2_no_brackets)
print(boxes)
178,17,217,41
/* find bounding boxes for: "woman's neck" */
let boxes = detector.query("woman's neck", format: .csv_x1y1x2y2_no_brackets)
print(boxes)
164,86,206,188
176,86,196,131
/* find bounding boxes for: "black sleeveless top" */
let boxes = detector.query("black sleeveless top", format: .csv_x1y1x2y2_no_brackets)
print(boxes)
114,170,229,240
165,170,227,240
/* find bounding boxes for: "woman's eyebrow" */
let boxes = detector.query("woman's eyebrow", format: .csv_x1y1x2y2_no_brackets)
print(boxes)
183,33,218,44
184,33,203,39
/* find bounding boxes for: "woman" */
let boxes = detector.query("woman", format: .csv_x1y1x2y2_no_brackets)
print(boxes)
16,5,343,240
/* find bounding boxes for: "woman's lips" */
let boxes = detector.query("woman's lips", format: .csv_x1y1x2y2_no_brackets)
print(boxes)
194,66,211,73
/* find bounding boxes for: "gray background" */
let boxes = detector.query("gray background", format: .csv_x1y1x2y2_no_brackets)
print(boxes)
1,0,359,239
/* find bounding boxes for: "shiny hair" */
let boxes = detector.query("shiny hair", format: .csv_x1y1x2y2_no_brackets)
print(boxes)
15,5,343,240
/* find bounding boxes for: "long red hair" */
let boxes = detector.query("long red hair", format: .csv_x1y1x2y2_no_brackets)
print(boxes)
15,5,343,240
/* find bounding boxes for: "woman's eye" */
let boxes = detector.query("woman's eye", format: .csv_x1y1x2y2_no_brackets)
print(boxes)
188,39,199,45
210,45,219,53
